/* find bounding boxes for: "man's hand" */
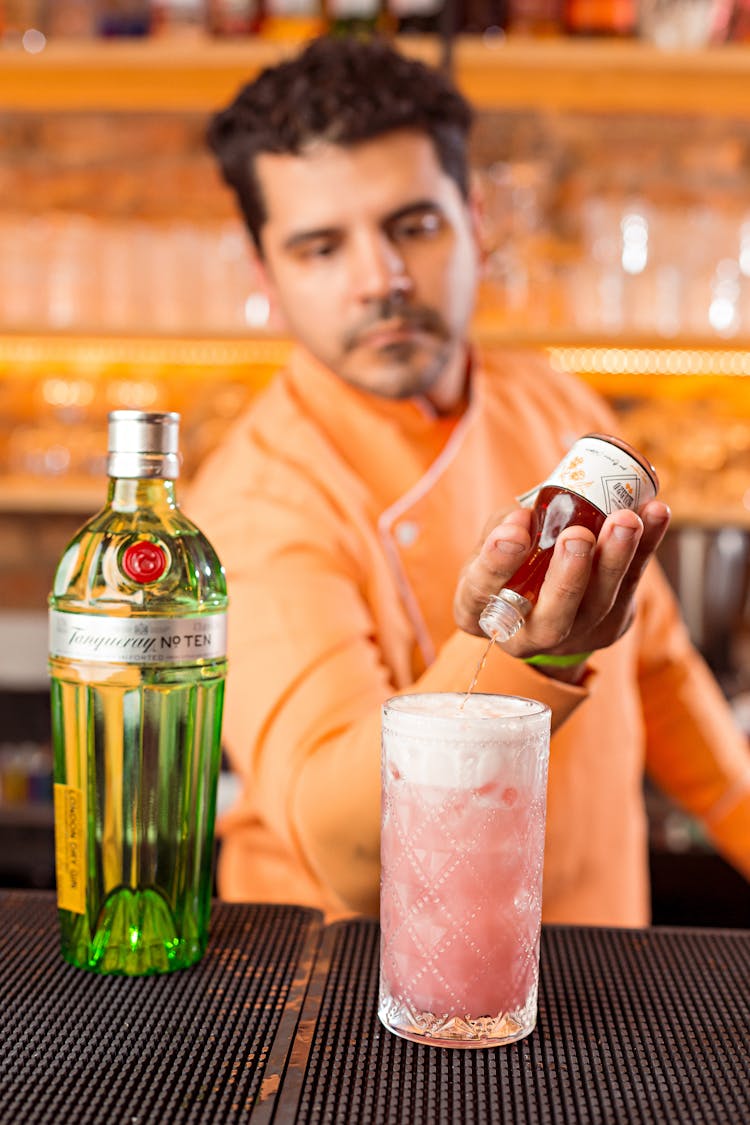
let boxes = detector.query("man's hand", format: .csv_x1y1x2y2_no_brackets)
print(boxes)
454,500,671,664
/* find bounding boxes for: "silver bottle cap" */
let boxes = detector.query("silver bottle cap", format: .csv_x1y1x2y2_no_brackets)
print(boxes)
107,411,181,479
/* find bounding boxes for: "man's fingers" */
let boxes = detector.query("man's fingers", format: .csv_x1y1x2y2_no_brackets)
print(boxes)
584,501,670,626
619,500,671,593
516,529,596,650
515,502,670,654
454,500,672,648
454,514,531,636
572,509,643,626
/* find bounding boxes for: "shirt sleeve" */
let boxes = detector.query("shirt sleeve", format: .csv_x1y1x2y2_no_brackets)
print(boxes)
637,564,750,879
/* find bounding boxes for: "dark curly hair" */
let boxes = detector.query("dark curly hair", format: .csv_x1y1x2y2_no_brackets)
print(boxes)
207,35,474,253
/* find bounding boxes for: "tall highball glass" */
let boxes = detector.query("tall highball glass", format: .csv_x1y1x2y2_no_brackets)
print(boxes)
379,692,551,1048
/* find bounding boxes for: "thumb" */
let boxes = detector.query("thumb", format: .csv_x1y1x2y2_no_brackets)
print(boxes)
454,512,531,637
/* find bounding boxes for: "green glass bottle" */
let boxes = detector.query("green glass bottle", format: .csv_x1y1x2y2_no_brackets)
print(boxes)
49,411,228,975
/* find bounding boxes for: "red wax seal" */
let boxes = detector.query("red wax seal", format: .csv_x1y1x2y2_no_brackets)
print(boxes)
122,540,167,584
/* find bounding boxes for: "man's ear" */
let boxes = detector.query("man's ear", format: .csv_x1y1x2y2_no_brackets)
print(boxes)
247,249,284,331
468,171,491,268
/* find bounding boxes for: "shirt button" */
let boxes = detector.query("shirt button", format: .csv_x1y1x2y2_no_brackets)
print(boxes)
395,521,419,547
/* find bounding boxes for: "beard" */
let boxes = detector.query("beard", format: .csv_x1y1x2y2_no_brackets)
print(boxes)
339,295,455,400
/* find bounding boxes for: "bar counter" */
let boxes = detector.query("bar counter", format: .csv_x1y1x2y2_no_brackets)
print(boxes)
1,891,748,1123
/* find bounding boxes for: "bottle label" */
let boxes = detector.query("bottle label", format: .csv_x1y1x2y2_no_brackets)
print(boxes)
328,0,379,15
49,609,228,665
54,784,86,915
518,436,658,515
390,0,442,12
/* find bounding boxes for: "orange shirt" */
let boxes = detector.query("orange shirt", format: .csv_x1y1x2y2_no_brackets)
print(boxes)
187,346,750,924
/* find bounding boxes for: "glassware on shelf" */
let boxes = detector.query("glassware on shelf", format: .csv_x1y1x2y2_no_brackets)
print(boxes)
638,0,732,47
477,159,556,331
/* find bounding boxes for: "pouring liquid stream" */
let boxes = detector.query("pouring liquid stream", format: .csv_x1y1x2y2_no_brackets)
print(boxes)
461,636,496,709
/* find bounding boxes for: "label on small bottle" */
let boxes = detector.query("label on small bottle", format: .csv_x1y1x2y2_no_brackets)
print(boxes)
49,610,228,665
518,436,658,516
54,784,86,915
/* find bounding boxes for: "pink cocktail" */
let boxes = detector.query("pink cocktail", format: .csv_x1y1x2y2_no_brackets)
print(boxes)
379,692,551,1048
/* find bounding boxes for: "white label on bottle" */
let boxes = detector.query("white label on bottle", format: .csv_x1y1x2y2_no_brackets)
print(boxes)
49,610,227,665
518,436,657,516
265,0,319,14
390,0,441,14
327,0,378,15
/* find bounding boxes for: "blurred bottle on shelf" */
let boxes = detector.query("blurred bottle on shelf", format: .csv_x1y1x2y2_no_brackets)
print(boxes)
95,0,152,35
150,0,206,35
0,0,46,40
506,0,562,34
389,0,444,33
0,744,52,807
259,0,324,38
325,0,391,35
456,0,509,34
206,0,264,32
563,0,635,35
45,1,96,37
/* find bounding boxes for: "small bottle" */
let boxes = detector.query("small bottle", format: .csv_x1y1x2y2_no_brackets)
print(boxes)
259,0,324,38
479,433,658,643
49,411,228,975
321,0,389,36
150,0,206,37
389,0,444,34
95,0,152,35
206,0,263,33
45,1,97,38
563,0,635,36
456,0,509,33
506,0,561,35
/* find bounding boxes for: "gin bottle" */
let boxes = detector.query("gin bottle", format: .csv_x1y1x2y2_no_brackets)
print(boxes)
49,411,228,975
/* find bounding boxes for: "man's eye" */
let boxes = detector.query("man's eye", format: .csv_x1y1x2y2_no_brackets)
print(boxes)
297,240,337,260
392,213,442,239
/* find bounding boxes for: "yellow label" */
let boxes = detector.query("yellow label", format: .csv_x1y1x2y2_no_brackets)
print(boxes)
54,783,86,915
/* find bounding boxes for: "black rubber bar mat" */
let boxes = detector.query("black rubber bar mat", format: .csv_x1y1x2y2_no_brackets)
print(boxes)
0,892,322,1124
273,919,750,1125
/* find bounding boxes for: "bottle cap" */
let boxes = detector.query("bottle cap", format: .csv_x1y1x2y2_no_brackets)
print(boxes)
479,591,529,642
107,411,181,479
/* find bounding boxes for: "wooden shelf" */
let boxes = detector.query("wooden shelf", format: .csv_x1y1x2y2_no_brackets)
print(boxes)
0,331,747,521
0,475,103,515
0,329,291,375
1,36,750,116
0,803,54,829
451,38,750,116
1,328,750,392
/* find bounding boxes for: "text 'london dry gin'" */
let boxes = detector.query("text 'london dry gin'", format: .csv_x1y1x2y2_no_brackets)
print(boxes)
49,411,228,975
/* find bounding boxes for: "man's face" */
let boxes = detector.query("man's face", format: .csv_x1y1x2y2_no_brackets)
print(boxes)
254,130,480,406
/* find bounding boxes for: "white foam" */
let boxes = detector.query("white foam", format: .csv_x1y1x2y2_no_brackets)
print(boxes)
382,693,550,789
385,693,544,721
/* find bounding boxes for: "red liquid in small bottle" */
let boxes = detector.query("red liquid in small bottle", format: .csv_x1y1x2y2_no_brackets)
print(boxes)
503,485,606,606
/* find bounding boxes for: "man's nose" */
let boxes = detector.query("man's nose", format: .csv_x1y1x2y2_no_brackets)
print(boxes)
350,232,413,303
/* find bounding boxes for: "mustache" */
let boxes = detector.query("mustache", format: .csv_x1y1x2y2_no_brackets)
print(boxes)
343,297,450,352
